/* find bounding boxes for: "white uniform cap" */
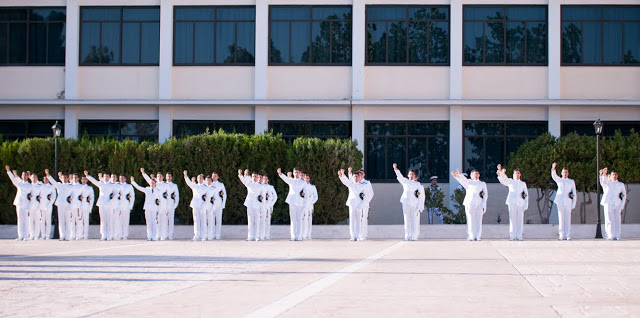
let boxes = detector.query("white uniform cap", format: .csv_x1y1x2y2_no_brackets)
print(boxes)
430,176,438,180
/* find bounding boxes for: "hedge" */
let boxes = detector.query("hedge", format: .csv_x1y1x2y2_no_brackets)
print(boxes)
0,132,362,226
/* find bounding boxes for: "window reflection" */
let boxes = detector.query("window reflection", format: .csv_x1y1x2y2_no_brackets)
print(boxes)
0,8,66,65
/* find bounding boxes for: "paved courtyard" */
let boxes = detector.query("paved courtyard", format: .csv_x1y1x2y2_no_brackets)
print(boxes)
0,239,639,318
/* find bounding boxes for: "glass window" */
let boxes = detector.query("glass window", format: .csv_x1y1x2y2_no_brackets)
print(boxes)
0,120,64,140
270,6,351,65
173,120,254,137
463,6,547,65
0,8,65,65
562,6,640,65
561,121,640,136
80,7,159,65
174,6,254,65
365,122,449,182
269,121,351,143
79,120,158,142
366,5,449,65
464,122,547,182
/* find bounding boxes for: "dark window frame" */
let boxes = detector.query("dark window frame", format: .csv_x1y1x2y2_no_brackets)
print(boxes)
0,7,66,66
173,5,256,66
268,5,352,66
79,6,160,66
172,120,255,137
268,120,352,142
364,121,450,183
561,5,640,66
561,121,640,136
463,121,547,182
78,120,159,142
0,120,65,140
462,5,548,66
365,5,451,66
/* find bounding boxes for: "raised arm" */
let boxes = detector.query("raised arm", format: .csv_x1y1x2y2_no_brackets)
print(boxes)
46,170,61,189
140,168,153,186
278,169,294,185
183,171,196,189
550,162,562,183
131,179,145,192
451,169,469,189
6,168,20,187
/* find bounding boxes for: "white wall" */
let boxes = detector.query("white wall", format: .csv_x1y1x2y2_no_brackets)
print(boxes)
172,67,255,99
74,106,158,120
463,67,548,99
0,106,64,119
267,106,352,121
561,67,640,100
168,106,255,121
0,68,64,99
365,67,450,99
77,67,159,99
268,67,351,99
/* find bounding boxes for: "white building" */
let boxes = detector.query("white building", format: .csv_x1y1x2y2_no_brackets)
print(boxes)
1,0,639,224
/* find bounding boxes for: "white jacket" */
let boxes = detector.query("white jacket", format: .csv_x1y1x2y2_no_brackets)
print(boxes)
600,176,627,209
184,176,206,210
132,181,164,211
339,174,364,208
142,172,170,210
166,182,180,210
7,171,32,208
80,184,95,212
47,176,78,211
239,175,266,210
203,184,222,212
39,183,57,211
302,183,318,211
263,184,278,209
497,171,529,210
395,170,426,211
279,173,306,207
86,175,115,208
551,169,577,209
212,181,226,209
453,174,488,212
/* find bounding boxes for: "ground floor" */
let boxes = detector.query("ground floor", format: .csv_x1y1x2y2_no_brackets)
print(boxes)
0,236,638,317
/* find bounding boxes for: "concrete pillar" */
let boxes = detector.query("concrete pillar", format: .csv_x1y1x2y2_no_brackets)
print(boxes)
548,0,561,99
254,0,268,100
64,0,79,100
64,106,78,139
448,106,463,204
158,0,173,99
255,106,268,135
351,106,365,157
158,106,172,143
351,0,365,100
449,0,463,100
548,106,561,137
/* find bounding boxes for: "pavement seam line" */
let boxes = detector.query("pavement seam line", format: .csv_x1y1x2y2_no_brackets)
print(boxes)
244,240,407,318
0,242,152,259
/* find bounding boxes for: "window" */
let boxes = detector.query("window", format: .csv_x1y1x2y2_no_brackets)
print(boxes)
80,7,160,65
0,120,64,140
0,8,66,65
562,121,640,136
463,6,547,65
562,6,640,65
78,120,158,142
269,6,351,65
269,121,351,143
366,6,449,65
464,122,547,182
365,122,449,182
173,120,255,137
174,6,255,65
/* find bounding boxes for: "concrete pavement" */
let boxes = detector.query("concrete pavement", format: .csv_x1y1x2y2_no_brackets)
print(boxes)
0,238,639,317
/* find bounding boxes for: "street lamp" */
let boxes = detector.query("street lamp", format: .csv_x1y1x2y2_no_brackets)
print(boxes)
594,118,603,239
51,121,62,239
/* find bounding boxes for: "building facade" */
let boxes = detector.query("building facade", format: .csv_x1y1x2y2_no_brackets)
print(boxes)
1,0,639,224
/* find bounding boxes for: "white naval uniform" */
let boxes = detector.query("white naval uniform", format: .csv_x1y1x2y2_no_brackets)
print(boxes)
211,181,226,240
165,182,179,239
279,173,306,240
239,175,266,241
600,176,627,240
497,171,529,240
357,179,374,240
301,183,318,240
551,169,577,240
28,182,43,239
395,170,426,241
261,183,277,240
427,185,444,224
39,182,56,239
185,176,207,240
132,181,164,240
48,176,78,240
87,175,115,240
142,173,170,240
204,184,222,240
7,171,32,240
79,184,95,239
339,174,365,241
452,174,488,241
69,182,85,240
117,182,134,240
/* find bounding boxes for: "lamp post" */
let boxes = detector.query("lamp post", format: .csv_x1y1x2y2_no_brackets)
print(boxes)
51,121,62,239
594,118,603,239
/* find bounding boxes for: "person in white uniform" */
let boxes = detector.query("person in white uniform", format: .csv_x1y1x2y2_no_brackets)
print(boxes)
394,163,426,241
300,173,318,240
451,169,488,241
184,171,207,241
496,164,528,241
141,169,170,241
278,168,306,241
260,175,277,240
39,175,57,239
358,170,374,240
239,169,266,241
203,176,220,241
27,173,43,239
599,168,627,240
165,173,179,240
551,163,577,240
85,171,115,241
338,168,365,241
131,176,163,241
68,174,84,240
210,173,226,240
6,166,32,240
46,169,77,241
78,176,95,240
117,175,134,240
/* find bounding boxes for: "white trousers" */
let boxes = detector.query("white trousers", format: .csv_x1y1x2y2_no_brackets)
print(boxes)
121,209,130,239
98,207,111,240
15,206,28,240
260,207,272,240
156,208,168,240
301,208,313,240
603,204,623,240
288,204,303,240
71,208,84,240
349,207,362,240
359,208,369,240
508,204,525,240
192,208,206,240
145,209,158,240
58,208,70,240
40,207,52,239
402,204,420,240
246,207,259,240
213,207,223,239
111,208,122,240
28,208,41,239
465,206,484,240
167,208,176,239
557,205,572,239
82,209,90,239
205,208,215,240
